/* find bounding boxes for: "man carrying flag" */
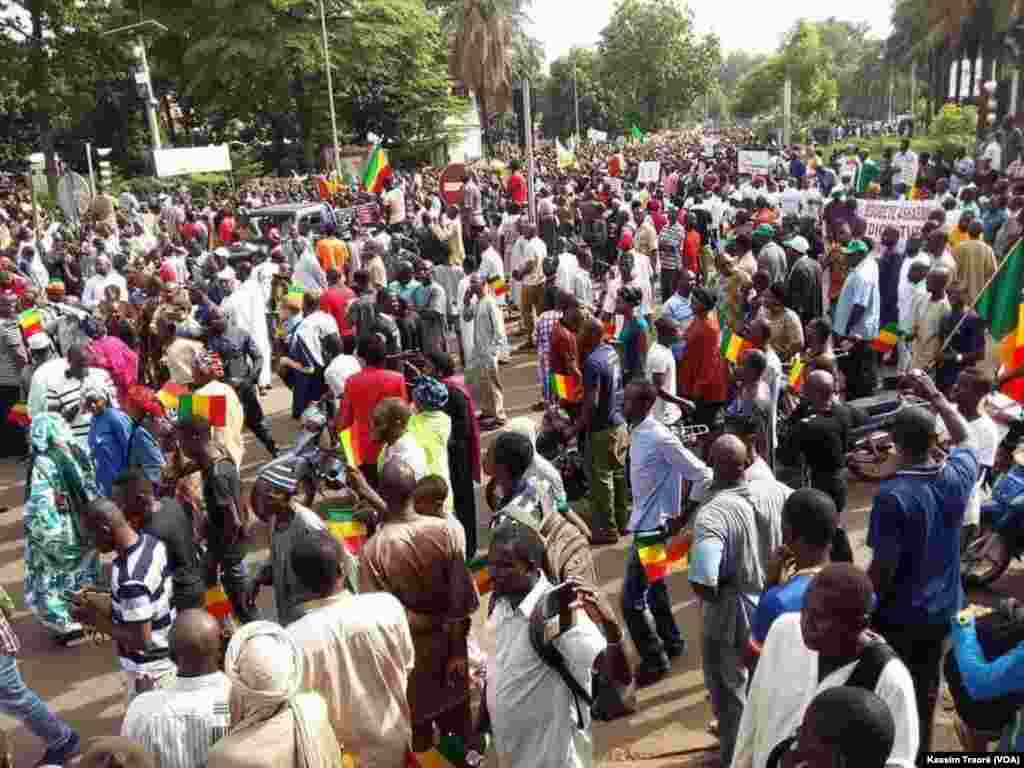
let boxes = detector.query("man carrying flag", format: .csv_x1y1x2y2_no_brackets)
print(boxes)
621,379,712,686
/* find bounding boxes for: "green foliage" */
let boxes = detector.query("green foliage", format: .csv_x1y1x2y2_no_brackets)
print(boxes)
930,103,979,154
597,0,720,130
542,48,613,140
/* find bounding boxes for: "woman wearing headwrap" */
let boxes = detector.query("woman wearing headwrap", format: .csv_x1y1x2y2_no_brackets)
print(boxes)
424,352,481,558
24,413,100,644
84,381,134,497
209,622,342,768
122,385,167,486
408,374,456,495
83,315,139,404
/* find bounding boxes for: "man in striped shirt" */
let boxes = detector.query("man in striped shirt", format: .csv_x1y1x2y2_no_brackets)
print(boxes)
75,498,177,710
122,609,230,768
40,343,117,448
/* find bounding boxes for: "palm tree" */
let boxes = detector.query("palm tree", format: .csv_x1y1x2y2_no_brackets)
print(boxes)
444,0,533,145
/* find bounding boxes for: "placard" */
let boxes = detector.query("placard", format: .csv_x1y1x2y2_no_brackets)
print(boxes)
153,145,232,178
637,161,661,184
737,150,774,176
856,199,940,242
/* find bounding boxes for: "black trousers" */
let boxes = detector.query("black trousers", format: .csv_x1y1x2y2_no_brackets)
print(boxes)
205,524,256,623
660,269,679,304
236,384,276,456
810,470,854,563
839,340,878,400
871,617,948,761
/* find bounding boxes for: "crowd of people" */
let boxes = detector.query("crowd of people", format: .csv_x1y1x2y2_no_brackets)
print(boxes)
1,122,1024,768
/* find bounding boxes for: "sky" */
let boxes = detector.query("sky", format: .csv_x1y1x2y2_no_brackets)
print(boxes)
529,0,894,66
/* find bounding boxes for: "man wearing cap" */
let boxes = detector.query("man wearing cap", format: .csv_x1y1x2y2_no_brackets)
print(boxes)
783,235,822,327
833,239,881,399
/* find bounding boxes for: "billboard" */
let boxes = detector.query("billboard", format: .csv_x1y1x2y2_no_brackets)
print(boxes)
153,145,232,178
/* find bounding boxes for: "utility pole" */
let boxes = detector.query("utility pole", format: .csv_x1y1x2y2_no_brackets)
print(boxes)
783,78,792,146
102,21,168,156
523,78,536,224
85,142,96,195
319,0,342,177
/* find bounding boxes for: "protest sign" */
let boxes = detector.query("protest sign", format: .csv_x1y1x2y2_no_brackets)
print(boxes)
588,128,608,143
737,150,774,176
637,161,661,184
856,199,940,242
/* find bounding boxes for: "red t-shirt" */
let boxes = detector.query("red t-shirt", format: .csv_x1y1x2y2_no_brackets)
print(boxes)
218,216,237,245
507,173,528,205
684,230,702,274
320,285,355,337
337,367,408,465
678,314,727,403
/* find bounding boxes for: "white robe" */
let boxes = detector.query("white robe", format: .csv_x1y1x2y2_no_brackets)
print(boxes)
222,278,273,387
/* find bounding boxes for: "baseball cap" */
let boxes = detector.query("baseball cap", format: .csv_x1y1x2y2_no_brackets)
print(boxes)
784,235,810,254
842,240,869,255
753,224,775,238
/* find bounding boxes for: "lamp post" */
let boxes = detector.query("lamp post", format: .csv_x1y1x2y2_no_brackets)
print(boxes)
102,20,168,154
319,0,343,178
573,62,580,143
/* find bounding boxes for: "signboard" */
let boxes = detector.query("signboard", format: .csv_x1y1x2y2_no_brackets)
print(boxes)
737,150,774,176
587,128,608,143
153,145,232,178
439,163,466,206
637,161,661,184
856,199,940,242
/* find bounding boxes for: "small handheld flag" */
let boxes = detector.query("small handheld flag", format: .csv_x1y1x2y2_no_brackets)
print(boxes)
204,584,232,620
720,328,752,364
326,508,368,555
409,734,469,768
18,309,42,339
487,275,507,296
288,282,305,299
636,530,691,583
550,373,583,403
869,322,902,354
157,382,188,411
338,428,363,467
178,394,227,427
469,555,492,596
6,402,29,427
788,357,806,392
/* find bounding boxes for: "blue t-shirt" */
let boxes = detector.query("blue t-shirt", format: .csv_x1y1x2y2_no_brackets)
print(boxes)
583,343,624,432
618,317,649,380
750,573,816,647
867,447,978,626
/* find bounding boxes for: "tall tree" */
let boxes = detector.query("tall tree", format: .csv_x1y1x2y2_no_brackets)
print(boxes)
543,48,612,139
597,0,720,130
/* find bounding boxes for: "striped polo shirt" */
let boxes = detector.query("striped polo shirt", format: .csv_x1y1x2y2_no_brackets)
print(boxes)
112,532,176,674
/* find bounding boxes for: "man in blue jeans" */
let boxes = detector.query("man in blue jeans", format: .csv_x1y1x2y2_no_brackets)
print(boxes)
0,588,79,766
622,379,711,686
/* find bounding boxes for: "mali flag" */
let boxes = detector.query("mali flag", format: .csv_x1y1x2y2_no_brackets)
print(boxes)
408,734,469,768
635,530,691,583
469,555,491,596
178,394,227,427
18,309,42,338
720,328,752,364
204,584,232,620
363,145,392,194
338,428,364,467
788,356,807,392
977,240,1024,401
869,322,902,354
487,275,507,296
6,402,29,427
326,508,368,555
157,382,188,411
550,373,583,403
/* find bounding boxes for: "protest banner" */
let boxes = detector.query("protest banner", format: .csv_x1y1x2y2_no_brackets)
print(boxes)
637,161,661,184
856,199,940,242
737,150,774,176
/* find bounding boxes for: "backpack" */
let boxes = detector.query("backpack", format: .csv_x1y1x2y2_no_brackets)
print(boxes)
944,609,1024,732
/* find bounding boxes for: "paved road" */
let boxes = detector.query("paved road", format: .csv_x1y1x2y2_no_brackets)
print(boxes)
0,347,991,767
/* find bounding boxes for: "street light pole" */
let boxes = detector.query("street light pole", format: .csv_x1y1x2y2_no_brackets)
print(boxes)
319,0,343,178
102,20,167,155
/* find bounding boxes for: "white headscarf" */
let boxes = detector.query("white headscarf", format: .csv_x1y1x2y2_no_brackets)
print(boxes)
223,622,342,768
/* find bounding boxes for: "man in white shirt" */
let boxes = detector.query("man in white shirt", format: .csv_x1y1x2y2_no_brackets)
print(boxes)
731,564,919,768
779,181,802,218
892,140,919,196
485,519,611,768
800,178,824,222
646,317,690,426
81,255,128,310
123,610,231,768
513,221,548,343
383,178,406,228
943,369,999,531
372,397,428,479
983,131,1003,172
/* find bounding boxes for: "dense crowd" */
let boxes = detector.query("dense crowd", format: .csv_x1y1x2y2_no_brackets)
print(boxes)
1,123,1024,768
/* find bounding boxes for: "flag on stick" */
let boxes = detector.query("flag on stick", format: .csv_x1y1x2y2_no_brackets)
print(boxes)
363,145,392,194
869,322,903,354
636,530,691,583
487,275,507,296
338,428,363,467
326,508,368,555
720,328,752,363
630,124,644,143
550,373,583,403
157,382,188,411
178,394,227,427
408,734,468,768
6,402,29,427
18,309,42,338
788,357,806,392
204,584,232,619
469,555,492,596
